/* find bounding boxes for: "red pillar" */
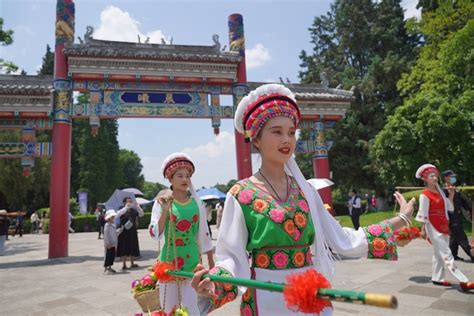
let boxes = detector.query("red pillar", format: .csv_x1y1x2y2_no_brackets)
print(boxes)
229,14,252,179
49,0,75,258
312,120,333,207
313,157,333,206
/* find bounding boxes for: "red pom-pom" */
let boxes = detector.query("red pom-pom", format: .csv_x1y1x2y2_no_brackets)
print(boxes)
283,269,332,314
153,261,175,282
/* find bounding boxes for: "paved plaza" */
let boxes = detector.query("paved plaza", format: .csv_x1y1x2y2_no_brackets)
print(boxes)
0,227,472,315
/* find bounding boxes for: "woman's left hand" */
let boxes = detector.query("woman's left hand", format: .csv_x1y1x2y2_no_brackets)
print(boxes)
394,191,416,218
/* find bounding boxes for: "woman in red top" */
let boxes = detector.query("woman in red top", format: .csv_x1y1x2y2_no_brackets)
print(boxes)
415,164,473,291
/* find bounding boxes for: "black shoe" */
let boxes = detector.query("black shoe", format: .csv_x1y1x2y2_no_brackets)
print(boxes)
453,256,464,261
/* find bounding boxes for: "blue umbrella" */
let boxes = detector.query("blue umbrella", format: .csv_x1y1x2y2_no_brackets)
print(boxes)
196,187,226,200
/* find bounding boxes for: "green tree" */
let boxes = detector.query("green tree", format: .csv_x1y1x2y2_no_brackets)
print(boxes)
0,131,50,210
119,149,145,190
0,17,18,73
298,0,419,193
214,179,238,193
142,181,167,200
372,1,474,185
38,44,54,75
0,18,13,45
77,119,122,208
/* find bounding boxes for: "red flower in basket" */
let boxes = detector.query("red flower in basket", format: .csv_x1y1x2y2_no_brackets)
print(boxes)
409,226,421,239
395,227,411,241
176,219,192,232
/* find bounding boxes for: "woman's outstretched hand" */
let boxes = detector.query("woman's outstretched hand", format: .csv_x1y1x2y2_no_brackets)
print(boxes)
192,264,217,299
394,191,416,218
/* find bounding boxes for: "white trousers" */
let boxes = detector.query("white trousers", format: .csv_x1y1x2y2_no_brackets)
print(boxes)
158,280,199,315
426,222,469,283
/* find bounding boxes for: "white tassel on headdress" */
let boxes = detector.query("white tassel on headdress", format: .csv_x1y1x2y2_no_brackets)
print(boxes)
285,157,336,280
234,84,296,134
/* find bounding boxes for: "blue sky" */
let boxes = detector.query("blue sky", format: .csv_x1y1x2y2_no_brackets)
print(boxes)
0,0,419,188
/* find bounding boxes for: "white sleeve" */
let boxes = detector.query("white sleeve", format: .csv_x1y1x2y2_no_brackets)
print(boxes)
354,197,361,208
317,206,369,258
416,194,429,223
197,201,213,254
148,200,163,240
116,206,128,217
136,205,144,217
214,193,250,293
198,193,250,314
446,198,454,212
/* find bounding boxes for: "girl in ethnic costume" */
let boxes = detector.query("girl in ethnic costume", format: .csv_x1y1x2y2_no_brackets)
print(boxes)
149,153,214,314
192,84,417,315
415,164,473,291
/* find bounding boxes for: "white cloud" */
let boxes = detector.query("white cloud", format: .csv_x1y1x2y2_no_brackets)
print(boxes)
94,6,167,43
182,131,237,188
246,43,271,69
401,0,421,19
141,131,239,188
142,155,167,183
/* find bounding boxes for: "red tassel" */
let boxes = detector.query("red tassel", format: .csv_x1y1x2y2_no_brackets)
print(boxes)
153,261,175,283
283,269,332,314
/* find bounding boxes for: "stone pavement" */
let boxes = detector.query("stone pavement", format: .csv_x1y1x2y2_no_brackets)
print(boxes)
0,227,472,315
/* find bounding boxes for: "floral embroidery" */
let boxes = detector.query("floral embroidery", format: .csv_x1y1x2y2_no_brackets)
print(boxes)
171,256,185,270
192,214,198,223
272,251,289,268
255,252,271,268
240,275,257,316
306,250,313,264
293,230,301,241
292,251,305,267
229,184,243,196
269,209,285,223
363,220,398,261
170,214,177,222
175,238,184,246
297,200,309,213
294,213,307,228
208,267,238,312
241,303,253,316
234,178,311,242
283,220,296,235
367,224,382,236
175,219,192,232
252,245,312,270
242,289,252,301
253,199,269,213
238,190,253,204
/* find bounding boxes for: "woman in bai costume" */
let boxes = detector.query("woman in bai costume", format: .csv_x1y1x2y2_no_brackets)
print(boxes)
192,84,416,316
149,153,215,314
415,164,473,291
